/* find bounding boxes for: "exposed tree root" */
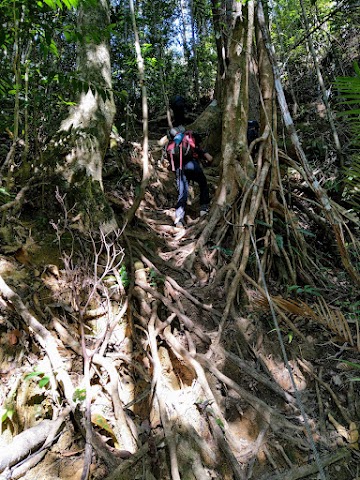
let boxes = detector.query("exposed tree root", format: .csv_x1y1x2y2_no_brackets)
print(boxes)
1,109,359,480
260,447,351,480
0,274,75,408
0,410,69,474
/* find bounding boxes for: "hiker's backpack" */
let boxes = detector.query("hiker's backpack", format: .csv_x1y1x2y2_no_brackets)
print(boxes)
166,127,196,171
170,95,186,126
247,120,260,146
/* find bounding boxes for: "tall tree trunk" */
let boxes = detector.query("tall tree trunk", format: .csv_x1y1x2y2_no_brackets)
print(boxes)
257,0,360,286
299,0,344,168
189,0,200,102
180,0,191,63
126,0,150,224
211,0,228,100
58,0,116,232
187,0,255,270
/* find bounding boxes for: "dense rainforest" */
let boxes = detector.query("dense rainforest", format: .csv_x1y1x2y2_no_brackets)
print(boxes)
0,0,359,479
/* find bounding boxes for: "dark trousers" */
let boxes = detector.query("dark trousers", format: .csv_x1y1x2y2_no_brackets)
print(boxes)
175,160,209,223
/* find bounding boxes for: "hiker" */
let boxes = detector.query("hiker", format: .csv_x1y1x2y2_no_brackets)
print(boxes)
166,127,213,228
247,120,260,151
170,95,186,127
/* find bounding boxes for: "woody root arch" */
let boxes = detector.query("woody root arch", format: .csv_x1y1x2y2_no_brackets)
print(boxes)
184,1,359,330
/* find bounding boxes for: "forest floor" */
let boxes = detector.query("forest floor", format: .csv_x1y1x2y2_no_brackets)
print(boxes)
0,130,360,480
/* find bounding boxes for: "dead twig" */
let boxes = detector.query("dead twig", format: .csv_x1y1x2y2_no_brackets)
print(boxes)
260,447,351,480
139,253,222,317
0,275,75,408
148,302,181,480
224,349,296,405
298,359,352,424
135,280,211,344
8,407,71,479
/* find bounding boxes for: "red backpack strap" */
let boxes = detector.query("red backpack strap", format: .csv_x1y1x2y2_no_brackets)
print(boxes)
179,140,183,170
184,131,195,145
170,153,175,171
183,131,196,156
167,140,176,171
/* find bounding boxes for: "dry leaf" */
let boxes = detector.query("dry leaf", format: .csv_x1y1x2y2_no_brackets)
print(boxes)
91,413,119,448
8,329,21,346
349,421,359,450
14,247,32,266
328,413,349,441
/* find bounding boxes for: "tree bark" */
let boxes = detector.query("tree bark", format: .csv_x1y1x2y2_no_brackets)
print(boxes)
57,0,117,232
125,0,150,225
257,0,360,286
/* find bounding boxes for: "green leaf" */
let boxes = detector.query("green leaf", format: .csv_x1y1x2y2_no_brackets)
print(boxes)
39,376,50,388
288,285,301,292
255,219,272,228
275,234,284,249
303,285,321,296
353,61,360,76
336,109,360,117
339,360,360,370
297,228,316,237
1,406,14,423
73,388,86,402
0,187,11,197
49,39,59,57
25,370,44,380
216,418,224,429
91,413,118,442
43,0,57,9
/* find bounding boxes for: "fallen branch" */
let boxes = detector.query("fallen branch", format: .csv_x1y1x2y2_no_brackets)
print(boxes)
0,421,54,473
0,186,29,212
0,407,71,475
8,407,71,479
260,447,351,480
298,359,352,424
0,275,75,408
135,280,211,344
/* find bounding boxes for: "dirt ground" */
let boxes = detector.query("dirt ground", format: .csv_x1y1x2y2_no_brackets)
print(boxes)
0,138,360,480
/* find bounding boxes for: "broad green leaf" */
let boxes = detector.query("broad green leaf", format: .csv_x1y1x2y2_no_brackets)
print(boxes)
39,376,50,387
49,39,59,57
43,0,57,9
297,228,316,237
339,360,360,370
1,407,14,423
73,388,86,402
25,370,44,380
0,187,11,197
275,234,284,249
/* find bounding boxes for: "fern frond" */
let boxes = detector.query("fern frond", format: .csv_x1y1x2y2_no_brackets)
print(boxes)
335,64,360,211
255,294,358,349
